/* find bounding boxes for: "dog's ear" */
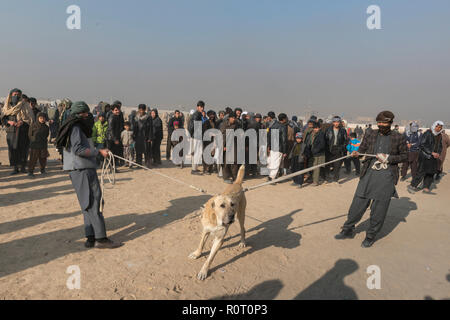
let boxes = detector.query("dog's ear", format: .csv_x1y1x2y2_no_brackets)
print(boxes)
211,201,215,208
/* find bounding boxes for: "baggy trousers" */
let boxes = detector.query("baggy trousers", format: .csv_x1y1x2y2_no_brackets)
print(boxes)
69,168,107,239
342,195,391,239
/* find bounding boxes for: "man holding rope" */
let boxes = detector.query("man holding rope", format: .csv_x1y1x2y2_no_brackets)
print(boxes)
57,101,123,249
335,111,407,248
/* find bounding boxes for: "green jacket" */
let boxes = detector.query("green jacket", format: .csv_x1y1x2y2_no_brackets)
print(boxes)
92,120,108,144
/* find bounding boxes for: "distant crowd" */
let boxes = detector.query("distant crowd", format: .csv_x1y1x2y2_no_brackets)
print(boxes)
1,90,448,194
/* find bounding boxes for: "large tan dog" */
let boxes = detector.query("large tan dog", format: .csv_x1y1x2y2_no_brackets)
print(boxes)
189,165,247,280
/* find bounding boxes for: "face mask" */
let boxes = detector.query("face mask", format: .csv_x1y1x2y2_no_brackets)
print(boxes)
378,125,391,135
10,95,20,106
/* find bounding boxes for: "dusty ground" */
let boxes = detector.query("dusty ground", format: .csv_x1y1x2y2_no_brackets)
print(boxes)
0,129,449,300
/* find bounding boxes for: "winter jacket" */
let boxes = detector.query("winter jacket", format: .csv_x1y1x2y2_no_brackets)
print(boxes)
346,138,361,153
268,121,288,154
28,121,49,149
92,120,108,145
106,114,124,142
324,126,348,155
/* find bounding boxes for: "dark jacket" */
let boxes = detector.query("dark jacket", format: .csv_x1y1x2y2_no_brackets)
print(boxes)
151,109,163,141
188,110,203,137
405,131,421,152
268,121,288,154
358,129,408,184
419,130,443,159
288,141,306,164
311,130,326,156
133,114,153,154
220,118,239,161
325,126,348,154
28,122,49,149
107,114,124,142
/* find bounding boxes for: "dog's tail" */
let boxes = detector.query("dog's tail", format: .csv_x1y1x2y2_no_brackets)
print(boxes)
234,165,246,185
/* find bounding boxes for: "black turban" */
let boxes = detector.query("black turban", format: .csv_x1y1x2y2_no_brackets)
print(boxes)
376,111,395,123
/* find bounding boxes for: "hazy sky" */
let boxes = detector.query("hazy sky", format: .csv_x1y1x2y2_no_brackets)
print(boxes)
1,0,449,125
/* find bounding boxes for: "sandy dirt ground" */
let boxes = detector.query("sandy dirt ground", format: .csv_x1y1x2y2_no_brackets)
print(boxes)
0,129,449,300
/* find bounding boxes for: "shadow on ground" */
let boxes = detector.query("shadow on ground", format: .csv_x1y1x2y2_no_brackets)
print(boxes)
294,259,359,300
0,194,210,278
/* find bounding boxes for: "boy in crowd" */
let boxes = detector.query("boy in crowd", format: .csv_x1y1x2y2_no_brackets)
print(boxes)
345,132,361,175
92,112,108,166
289,132,306,188
121,121,135,168
28,112,50,177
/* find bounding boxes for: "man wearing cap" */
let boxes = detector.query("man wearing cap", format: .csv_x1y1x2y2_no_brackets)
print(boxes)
288,132,306,188
220,111,239,183
324,116,348,183
335,111,407,247
56,101,122,249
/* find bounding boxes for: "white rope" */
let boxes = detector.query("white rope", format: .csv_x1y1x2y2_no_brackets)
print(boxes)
105,152,209,195
243,153,378,192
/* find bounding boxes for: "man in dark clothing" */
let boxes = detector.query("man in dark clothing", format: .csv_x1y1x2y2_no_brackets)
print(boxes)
166,110,184,160
29,97,40,121
134,104,153,168
401,122,421,181
106,105,125,167
58,101,122,249
245,112,262,177
309,121,326,186
324,116,348,183
335,111,408,248
151,108,163,165
408,121,444,194
220,112,240,183
28,112,49,176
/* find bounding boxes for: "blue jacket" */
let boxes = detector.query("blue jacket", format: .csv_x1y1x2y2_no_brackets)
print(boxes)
347,138,361,153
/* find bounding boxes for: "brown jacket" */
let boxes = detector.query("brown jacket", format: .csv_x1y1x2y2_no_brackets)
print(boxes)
359,129,408,185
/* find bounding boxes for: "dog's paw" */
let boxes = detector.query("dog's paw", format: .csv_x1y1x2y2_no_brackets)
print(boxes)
197,270,208,280
188,252,200,260
239,242,246,248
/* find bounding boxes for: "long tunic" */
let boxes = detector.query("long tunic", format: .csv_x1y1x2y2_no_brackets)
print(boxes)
355,134,398,201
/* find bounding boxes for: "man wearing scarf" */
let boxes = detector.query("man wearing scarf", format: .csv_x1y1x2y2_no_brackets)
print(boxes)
401,122,421,181
408,121,444,194
56,101,122,249
335,111,407,248
1,88,34,174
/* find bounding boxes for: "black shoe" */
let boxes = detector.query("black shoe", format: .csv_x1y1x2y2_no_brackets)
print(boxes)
10,167,20,175
400,176,407,182
361,237,375,248
40,169,46,174
20,166,27,173
28,172,35,177
334,228,355,240
94,238,123,249
224,179,233,184
84,239,95,248
191,170,201,175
